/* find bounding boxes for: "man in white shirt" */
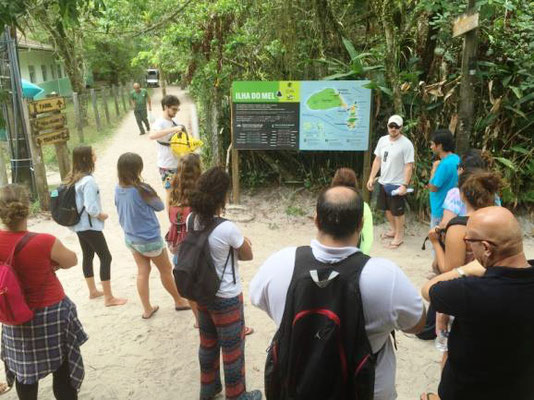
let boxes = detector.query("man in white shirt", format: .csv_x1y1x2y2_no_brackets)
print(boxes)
366,115,414,249
250,186,426,400
148,95,187,196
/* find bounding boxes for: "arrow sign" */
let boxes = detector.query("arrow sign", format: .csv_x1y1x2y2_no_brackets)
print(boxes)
28,97,66,114
36,128,70,146
31,114,66,132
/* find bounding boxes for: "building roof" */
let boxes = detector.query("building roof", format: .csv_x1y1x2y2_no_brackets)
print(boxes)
16,32,54,52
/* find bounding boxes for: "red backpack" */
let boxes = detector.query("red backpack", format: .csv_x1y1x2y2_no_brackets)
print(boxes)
0,233,37,325
165,205,192,255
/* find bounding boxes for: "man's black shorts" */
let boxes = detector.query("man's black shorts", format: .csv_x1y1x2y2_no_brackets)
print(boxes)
377,184,406,216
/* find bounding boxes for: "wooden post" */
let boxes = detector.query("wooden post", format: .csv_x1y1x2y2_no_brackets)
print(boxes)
101,87,110,125
230,99,240,204
455,0,478,154
362,93,376,202
161,70,167,97
22,100,50,210
90,88,102,131
0,143,8,185
54,141,71,180
112,84,120,117
120,84,127,113
72,92,84,143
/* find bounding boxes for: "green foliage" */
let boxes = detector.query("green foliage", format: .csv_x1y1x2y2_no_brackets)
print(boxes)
285,205,306,217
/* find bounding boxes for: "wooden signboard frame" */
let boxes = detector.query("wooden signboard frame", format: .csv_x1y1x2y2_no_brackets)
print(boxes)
35,128,70,146
31,114,66,131
453,12,479,38
28,97,66,114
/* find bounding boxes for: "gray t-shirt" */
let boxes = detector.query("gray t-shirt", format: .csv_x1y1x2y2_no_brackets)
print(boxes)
249,239,424,400
374,134,415,185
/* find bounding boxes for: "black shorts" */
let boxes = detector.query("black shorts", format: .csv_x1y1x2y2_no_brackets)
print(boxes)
377,184,406,216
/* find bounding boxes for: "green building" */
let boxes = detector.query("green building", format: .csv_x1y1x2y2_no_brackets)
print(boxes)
17,33,73,99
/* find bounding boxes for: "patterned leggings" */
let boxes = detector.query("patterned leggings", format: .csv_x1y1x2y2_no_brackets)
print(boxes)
198,294,246,400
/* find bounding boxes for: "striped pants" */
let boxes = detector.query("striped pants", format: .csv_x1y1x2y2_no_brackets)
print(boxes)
198,294,246,400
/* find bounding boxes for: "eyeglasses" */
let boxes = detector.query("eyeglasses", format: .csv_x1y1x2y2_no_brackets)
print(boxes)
170,107,179,111
463,237,498,246
388,123,400,129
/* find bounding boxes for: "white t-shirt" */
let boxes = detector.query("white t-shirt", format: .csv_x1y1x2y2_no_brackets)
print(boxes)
249,239,424,400
189,216,244,298
374,135,415,185
151,117,181,169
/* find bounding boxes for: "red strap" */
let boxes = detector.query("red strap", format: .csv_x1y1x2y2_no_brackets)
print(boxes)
4,232,37,266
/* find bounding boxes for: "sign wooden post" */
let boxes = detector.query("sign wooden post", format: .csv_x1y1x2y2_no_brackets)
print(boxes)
230,97,240,204
101,87,111,125
112,84,120,117
28,95,71,182
90,89,102,131
72,92,84,143
455,0,479,154
22,100,50,210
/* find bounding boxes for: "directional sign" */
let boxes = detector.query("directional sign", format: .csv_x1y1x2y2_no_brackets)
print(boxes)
453,13,479,38
36,128,70,146
31,114,66,132
28,97,66,115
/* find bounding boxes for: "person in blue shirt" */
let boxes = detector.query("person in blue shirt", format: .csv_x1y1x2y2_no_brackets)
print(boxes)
115,152,191,319
428,129,460,228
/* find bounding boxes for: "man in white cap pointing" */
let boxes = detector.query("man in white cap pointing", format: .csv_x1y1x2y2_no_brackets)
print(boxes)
366,115,414,249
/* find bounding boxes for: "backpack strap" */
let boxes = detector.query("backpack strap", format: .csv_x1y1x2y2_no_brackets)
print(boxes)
422,216,469,250
5,232,38,266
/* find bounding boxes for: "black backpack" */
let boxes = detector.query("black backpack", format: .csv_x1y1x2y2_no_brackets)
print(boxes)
265,246,375,400
50,184,85,227
173,213,235,305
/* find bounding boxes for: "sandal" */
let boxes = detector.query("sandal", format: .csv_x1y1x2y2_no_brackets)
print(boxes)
385,240,404,249
420,393,439,400
0,382,11,396
380,232,395,240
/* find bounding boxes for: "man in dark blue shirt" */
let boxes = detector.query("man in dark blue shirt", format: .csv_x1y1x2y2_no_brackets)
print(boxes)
422,206,534,400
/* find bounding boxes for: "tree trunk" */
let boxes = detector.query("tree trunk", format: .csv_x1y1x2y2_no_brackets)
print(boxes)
380,0,404,115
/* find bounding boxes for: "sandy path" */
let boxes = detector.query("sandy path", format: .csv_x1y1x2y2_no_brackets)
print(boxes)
4,86,533,399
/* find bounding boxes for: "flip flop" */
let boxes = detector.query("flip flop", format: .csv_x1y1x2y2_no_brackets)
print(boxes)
380,232,395,240
175,305,191,311
0,382,11,396
142,305,159,319
244,326,254,336
385,240,404,249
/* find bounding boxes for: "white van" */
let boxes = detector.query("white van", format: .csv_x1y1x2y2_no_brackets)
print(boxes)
146,69,159,87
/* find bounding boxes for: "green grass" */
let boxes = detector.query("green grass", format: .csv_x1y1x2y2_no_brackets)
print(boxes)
41,90,129,167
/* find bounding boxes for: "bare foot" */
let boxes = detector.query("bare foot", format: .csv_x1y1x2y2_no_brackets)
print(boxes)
105,297,128,307
89,290,104,299
142,305,159,319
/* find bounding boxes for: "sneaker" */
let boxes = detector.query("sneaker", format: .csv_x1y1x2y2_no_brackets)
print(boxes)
139,132,145,135
240,390,262,400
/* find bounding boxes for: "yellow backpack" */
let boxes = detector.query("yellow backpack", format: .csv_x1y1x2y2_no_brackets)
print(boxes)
169,128,203,157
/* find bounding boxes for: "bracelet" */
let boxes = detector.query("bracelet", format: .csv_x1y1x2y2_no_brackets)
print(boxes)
455,267,466,278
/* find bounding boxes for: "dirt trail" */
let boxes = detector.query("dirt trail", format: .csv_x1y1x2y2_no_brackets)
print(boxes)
5,86,533,399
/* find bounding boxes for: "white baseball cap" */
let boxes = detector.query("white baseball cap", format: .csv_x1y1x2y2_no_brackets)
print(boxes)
388,115,403,127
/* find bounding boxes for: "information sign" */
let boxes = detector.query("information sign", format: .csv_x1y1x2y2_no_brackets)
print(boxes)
36,128,70,146
28,97,66,115
31,114,66,132
231,81,371,151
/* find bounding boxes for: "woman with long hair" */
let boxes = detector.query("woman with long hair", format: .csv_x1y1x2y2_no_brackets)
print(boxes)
190,167,261,400
331,168,374,255
66,145,126,306
0,184,87,399
114,152,190,319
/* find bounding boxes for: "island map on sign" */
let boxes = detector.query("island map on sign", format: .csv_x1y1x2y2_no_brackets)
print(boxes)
299,81,371,151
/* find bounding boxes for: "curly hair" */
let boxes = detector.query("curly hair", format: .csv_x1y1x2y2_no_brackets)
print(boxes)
65,145,94,186
117,152,159,202
0,184,30,230
461,171,502,210
190,167,230,226
169,153,201,207
331,168,358,188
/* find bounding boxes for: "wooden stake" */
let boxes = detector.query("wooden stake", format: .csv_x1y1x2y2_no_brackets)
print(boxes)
230,98,240,204
90,89,102,131
54,141,71,180
0,142,8,185
362,93,376,202
112,84,120,117
101,87,110,125
72,92,84,143
120,84,127,113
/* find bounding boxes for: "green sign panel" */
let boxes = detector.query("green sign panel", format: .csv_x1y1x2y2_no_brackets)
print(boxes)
232,80,371,151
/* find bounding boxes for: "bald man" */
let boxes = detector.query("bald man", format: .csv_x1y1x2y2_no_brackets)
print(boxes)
422,207,534,400
130,82,151,135
250,186,425,399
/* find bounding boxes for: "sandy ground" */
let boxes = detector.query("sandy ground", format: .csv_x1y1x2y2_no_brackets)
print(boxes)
4,87,533,399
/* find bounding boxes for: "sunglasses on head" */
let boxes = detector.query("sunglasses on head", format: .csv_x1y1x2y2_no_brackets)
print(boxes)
388,123,401,129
